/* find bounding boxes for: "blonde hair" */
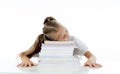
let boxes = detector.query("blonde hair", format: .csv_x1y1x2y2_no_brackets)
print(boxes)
27,16,61,58
43,16,60,41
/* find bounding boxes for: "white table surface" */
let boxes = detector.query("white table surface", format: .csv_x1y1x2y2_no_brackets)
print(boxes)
0,53,120,74
0,56,96,74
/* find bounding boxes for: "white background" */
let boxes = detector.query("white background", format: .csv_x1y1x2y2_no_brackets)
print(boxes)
0,0,120,73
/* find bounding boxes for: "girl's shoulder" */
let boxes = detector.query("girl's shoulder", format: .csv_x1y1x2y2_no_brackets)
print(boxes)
69,35,83,43
69,35,77,41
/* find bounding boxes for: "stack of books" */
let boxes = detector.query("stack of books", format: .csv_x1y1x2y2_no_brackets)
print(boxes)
38,41,81,72
41,41,76,56
39,41,80,64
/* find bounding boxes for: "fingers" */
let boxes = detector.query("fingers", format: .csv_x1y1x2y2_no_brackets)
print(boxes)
93,64,102,68
17,61,38,67
93,63,102,68
84,63,93,67
84,63,102,68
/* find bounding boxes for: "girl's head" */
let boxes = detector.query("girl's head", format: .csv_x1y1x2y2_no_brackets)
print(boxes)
27,16,70,57
27,17,70,58
43,16,69,41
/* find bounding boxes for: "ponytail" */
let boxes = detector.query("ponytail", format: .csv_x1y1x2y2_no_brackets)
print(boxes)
27,34,45,58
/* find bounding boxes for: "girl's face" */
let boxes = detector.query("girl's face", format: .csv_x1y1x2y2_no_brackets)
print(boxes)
54,26,70,41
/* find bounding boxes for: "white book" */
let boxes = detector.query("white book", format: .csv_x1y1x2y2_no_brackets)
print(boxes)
41,41,76,55
38,54,82,73
44,41,75,44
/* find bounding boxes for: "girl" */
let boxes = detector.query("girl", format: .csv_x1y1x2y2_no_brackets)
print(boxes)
17,16,102,68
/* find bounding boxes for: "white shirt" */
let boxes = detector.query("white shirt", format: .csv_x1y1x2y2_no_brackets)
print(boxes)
69,36,88,55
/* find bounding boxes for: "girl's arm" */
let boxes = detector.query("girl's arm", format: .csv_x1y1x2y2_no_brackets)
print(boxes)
84,51,102,68
17,34,44,67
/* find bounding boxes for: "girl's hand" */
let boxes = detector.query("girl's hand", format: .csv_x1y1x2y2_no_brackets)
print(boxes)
84,51,102,68
84,60,102,68
17,57,37,67
84,55,102,68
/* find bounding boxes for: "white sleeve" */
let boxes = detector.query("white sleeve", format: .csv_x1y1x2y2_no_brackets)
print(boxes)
70,36,88,55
